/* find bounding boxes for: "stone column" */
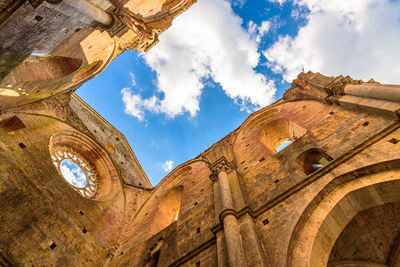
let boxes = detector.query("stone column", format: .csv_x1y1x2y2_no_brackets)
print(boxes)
210,158,247,267
345,83,400,103
61,0,112,26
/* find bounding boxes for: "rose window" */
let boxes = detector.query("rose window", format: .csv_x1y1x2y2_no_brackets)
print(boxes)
51,147,98,198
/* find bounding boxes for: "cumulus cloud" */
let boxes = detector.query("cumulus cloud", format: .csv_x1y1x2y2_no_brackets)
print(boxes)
121,87,160,121
264,0,400,84
162,160,174,172
60,161,86,188
123,0,275,120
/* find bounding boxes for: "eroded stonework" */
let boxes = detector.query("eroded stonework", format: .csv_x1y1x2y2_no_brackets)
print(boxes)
1,1,400,267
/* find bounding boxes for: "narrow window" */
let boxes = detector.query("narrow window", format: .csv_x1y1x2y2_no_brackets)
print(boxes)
148,250,160,267
18,143,26,149
296,149,333,175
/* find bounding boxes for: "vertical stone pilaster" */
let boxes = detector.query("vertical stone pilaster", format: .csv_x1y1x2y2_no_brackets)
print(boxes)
210,158,247,267
216,231,229,267
240,214,268,266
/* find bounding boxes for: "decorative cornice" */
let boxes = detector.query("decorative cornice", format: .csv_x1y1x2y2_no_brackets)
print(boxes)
209,157,235,182
324,75,379,105
325,75,363,95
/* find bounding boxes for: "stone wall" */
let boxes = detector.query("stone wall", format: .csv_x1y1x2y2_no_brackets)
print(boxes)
2,2,400,264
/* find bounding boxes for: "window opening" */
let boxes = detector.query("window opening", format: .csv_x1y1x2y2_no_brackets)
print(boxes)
49,242,56,249
296,149,333,175
51,146,98,198
275,140,292,152
18,143,26,149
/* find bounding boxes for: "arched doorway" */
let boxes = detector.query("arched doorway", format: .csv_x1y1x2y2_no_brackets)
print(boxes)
288,162,400,267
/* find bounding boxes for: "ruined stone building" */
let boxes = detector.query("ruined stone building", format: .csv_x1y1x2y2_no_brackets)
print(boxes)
1,1,400,267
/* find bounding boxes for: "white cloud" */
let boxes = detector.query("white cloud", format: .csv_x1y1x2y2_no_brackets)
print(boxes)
60,161,87,188
123,0,275,120
229,0,246,8
264,0,400,84
162,160,174,172
259,21,271,36
129,72,136,86
121,87,160,121
248,20,271,40
268,0,286,5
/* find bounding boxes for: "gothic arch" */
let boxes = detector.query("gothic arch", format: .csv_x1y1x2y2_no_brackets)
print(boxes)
287,160,400,267
257,118,307,154
232,99,333,167
146,185,184,239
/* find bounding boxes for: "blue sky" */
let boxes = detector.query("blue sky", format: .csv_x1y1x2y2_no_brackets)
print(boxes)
77,0,400,185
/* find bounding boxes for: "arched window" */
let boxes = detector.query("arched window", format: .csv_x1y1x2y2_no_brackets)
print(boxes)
275,139,293,152
296,148,333,175
146,185,184,239
258,118,307,154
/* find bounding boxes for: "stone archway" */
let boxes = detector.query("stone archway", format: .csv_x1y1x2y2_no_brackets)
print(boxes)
327,200,400,267
288,163,400,267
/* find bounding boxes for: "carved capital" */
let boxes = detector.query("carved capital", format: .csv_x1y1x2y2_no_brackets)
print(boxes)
325,75,363,97
209,157,235,182
324,75,381,105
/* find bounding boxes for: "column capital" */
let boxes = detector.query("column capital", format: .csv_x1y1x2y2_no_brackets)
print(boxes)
324,76,379,105
209,157,235,182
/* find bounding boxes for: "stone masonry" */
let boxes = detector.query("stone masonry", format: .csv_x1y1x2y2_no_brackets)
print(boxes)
1,1,400,267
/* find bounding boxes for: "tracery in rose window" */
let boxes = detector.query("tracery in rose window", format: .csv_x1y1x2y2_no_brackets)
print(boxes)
51,146,98,198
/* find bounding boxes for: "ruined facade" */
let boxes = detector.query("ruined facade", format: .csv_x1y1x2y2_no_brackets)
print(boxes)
2,1,400,267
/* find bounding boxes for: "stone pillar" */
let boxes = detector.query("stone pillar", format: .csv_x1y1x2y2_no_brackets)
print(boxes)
218,171,235,210
345,83,400,103
61,0,112,26
210,158,247,267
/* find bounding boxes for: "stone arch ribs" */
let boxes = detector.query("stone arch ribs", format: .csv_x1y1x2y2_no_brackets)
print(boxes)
287,159,400,267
